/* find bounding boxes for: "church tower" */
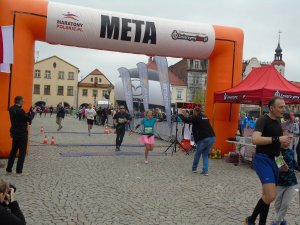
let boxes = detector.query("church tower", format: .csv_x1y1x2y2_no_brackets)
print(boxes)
271,31,285,76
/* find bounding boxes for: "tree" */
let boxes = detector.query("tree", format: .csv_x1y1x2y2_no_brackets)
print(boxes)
192,89,206,110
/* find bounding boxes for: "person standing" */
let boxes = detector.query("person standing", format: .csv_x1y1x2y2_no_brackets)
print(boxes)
56,103,65,131
6,96,35,176
179,107,215,175
85,103,97,136
49,106,53,117
130,110,162,164
271,147,300,225
113,106,131,151
244,96,291,225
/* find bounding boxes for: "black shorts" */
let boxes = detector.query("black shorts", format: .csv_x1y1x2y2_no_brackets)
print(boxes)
87,119,94,125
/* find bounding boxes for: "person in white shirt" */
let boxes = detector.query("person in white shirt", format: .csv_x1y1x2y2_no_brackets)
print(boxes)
85,103,97,136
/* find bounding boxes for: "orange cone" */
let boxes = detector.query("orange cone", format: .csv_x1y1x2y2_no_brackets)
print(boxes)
40,126,44,134
43,135,48,144
104,126,109,134
50,136,55,145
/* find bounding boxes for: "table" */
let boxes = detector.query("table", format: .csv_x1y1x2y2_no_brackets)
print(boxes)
226,140,256,166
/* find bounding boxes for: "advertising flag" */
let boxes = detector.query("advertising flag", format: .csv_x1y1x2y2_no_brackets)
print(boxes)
154,56,172,137
118,67,134,116
0,25,14,73
137,62,149,111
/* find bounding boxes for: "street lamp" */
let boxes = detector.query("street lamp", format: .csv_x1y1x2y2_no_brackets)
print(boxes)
93,93,97,107
107,83,113,108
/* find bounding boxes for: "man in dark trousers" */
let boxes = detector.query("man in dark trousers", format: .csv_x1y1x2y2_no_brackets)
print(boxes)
244,96,291,225
113,105,131,151
6,96,35,176
56,103,65,131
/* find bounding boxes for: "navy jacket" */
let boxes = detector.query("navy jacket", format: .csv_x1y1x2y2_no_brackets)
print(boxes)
56,107,65,118
278,149,300,187
9,105,35,138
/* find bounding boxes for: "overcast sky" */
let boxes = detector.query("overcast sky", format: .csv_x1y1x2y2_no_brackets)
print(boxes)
36,0,300,83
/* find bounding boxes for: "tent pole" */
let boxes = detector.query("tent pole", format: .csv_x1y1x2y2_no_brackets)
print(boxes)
260,102,263,117
212,103,216,128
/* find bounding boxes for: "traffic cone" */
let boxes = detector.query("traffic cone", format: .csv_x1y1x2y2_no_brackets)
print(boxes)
104,126,109,134
50,136,55,145
40,126,44,134
43,135,48,144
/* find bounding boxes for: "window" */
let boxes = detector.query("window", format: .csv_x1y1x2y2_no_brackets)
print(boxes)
34,70,41,78
82,89,88,96
90,77,93,82
95,77,98,84
102,90,109,98
57,86,64,95
194,61,200,69
45,70,51,79
68,72,74,80
92,89,98,97
67,86,74,96
99,78,102,83
44,85,50,95
58,71,64,79
177,90,182,100
33,84,40,94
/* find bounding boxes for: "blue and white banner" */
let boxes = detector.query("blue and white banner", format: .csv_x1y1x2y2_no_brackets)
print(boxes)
137,62,149,111
118,67,134,116
154,56,172,137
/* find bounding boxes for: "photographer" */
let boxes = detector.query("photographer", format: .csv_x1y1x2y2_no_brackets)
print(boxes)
6,96,35,176
0,179,26,225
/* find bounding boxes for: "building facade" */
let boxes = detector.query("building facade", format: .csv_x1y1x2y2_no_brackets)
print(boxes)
147,57,187,104
32,56,79,108
78,69,115,108
169,59,207,103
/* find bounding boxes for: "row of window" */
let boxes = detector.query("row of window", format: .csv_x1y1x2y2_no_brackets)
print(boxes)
82,89,109,98
34,70,75,80
33,85,109,98
90,77,102,83
34,85,74,96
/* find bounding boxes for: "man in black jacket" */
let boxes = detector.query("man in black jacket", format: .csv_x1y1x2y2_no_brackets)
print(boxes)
56,103,65,131
0,179,26,225
6,96,35,176
179,107,215,175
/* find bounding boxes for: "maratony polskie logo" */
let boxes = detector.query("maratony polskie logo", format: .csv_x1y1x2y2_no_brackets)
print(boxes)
171,30,208,42
56,12,83,32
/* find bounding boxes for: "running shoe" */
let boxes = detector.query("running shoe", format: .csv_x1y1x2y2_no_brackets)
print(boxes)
270,221,277,225
243,217,255,225
192,170,198,173
115,147,120,151
280,220,287,225
144,160,149,164
201,172,209,176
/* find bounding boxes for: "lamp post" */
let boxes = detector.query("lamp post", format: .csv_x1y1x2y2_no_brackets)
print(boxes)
93,93,97,107
107,83,113,108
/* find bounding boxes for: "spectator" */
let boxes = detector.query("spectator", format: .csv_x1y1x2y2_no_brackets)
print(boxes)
0,179,26,225
6,96,35,176
56,103,65,131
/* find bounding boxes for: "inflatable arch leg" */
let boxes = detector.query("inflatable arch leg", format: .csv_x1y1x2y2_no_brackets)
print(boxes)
0,0,243,157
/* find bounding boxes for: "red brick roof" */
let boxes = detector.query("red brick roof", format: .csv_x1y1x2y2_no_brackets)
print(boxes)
147,60,186,86
88,68,104,75
78,83,114,88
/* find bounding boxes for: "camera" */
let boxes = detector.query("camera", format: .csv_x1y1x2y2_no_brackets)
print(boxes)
4,184,16,201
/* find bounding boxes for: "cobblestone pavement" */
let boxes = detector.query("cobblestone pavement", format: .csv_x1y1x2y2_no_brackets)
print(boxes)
1,115,299,225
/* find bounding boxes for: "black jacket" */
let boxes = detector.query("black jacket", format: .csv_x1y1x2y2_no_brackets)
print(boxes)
9,105,35,138
0,201,26,225
56,107,65,118
179,113,215,143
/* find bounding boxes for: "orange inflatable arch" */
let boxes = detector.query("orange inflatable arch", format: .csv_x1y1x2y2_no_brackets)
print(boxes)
0,0,243,157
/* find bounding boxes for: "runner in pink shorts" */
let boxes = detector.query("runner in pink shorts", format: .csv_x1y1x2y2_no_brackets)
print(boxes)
130,110,162,164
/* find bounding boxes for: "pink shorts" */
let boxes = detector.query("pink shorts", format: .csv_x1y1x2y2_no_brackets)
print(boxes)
139,135,155,145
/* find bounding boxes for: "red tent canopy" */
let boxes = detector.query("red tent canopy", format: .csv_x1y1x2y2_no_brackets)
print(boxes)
214,65,300,105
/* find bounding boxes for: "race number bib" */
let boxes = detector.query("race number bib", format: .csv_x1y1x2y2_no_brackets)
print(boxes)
275,155,285,168
145,127,153,134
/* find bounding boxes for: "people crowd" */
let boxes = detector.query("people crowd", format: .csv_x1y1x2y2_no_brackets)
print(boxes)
2,95,300,225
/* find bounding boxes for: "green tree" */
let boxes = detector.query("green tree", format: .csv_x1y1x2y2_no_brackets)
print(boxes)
192,89,206,110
